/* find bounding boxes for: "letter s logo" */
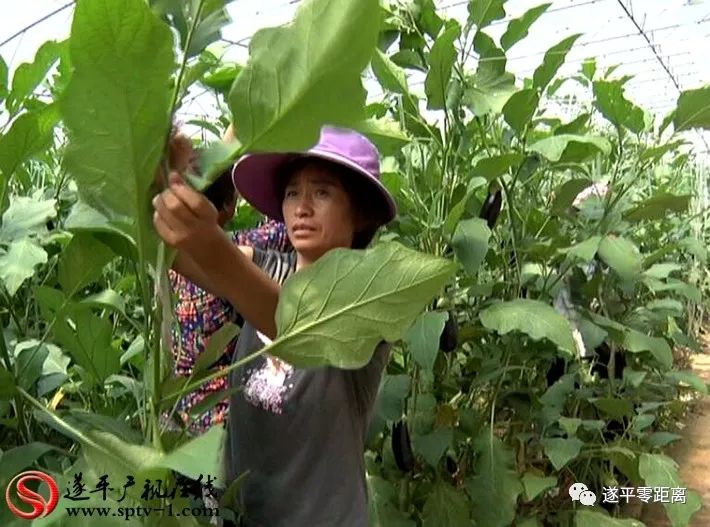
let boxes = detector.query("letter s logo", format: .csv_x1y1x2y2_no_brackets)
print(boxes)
5,471,59,520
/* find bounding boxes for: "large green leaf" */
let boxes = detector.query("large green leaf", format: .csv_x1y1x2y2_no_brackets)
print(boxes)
464,75,516,116
575,510,645,527
521,473,557,501
592,397,634,419
467,429,522,527
533,34,581,91
643,277,702,303
0,104,60,182
270,242,456,369
0,442,59,488
37,343,71,397
415,427,452,468
152,0,231,59
464,31,516,116
405,311,448,372
228,0,380,151
57,233,115,295
0,195,56,243
53,306,121,384
375,374,410,421
501,3,551,50
14,340,50,391
598,235,642,282
644,262,683,280
423,481,470,527
673,85,710,131
452,218,491,276
593,80,645,133
158,426,226,481
588,313,673,368
624,193,691,222
480,299,576,356
541,437,583,470
503,88,539,135
0,238,48,296
371,49,408,95
6,40,64,113
529,134,611,163
368,475,417,527
472,153,523,181
354,118,411,157
552,179,593,214
443,177,487,235
61,0,175,265
425,20,461,110
639,453,703,527
468,0,506,29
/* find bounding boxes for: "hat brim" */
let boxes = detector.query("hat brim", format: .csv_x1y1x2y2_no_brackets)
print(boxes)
231,149,398,224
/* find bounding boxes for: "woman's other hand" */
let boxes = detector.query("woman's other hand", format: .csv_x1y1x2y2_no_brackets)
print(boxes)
153,172,222,254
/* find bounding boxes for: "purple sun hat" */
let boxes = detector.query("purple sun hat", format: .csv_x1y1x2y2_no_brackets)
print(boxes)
231,126,397,224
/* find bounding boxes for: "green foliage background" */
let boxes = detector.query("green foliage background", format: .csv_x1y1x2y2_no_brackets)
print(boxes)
1,0,709,526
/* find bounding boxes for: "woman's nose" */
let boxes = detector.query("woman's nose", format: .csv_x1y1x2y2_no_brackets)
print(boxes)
294,196,313,216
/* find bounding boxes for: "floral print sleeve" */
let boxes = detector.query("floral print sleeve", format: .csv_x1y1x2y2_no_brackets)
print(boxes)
166,219,290,436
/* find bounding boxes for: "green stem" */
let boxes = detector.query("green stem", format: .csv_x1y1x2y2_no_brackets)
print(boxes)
147,0,209,451
598,128,625,233
159,342,271,406
168,0,207,118
1,287,25,335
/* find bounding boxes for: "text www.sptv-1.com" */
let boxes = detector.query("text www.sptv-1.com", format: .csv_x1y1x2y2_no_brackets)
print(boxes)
4,470,219,521
64,504,218,520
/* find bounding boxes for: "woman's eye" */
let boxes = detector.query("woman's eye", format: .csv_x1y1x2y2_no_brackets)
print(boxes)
285,189,297,198
315,188,329,197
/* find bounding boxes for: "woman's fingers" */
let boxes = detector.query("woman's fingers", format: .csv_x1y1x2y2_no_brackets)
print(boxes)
152,193,182,232
168,172,217,220
152,172,220,250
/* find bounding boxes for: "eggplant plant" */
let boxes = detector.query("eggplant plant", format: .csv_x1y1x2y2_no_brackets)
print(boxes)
1,0,709,526
0,0,456,525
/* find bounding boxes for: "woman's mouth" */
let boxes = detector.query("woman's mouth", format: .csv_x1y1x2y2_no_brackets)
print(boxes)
292,223,316,234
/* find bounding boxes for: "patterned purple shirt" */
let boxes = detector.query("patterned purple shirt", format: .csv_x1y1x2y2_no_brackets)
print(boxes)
167,219,290,435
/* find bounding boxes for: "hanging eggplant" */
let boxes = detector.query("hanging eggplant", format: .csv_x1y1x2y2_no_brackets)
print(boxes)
479,186,503,230
445,455,458,476
391,420,414,473
438,310,458,353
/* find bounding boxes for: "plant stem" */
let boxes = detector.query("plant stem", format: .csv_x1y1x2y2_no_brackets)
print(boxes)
168,0,207,121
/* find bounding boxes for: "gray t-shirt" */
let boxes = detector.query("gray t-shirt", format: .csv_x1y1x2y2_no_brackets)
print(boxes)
224,248,391,527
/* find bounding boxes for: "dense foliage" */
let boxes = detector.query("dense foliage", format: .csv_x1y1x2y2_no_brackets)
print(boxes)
1,0,709,526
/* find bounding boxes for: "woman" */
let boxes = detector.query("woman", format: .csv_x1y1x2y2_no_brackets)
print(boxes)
152,126,397,526
168,176,291,435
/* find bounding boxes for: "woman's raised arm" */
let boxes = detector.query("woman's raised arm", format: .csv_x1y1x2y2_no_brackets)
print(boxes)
154,173,281,339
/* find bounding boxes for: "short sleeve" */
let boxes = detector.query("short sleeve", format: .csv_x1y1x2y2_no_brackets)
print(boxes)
251,248,297,285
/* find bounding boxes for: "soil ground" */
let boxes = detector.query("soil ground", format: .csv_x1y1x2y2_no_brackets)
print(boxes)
637,341,710,526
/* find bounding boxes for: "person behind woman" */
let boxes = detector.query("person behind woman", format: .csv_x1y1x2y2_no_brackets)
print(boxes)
152,126,397,526
165,135,291,436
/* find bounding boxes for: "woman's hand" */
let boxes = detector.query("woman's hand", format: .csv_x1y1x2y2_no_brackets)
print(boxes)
152,172,222,255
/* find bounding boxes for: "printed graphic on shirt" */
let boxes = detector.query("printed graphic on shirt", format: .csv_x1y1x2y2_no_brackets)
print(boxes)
242,330,295,414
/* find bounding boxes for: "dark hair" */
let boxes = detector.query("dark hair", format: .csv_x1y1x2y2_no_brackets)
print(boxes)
275,157,388,249
187,145,236,211
204,167,237,211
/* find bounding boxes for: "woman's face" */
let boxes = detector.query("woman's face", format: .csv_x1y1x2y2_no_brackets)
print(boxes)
281,162,357,262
